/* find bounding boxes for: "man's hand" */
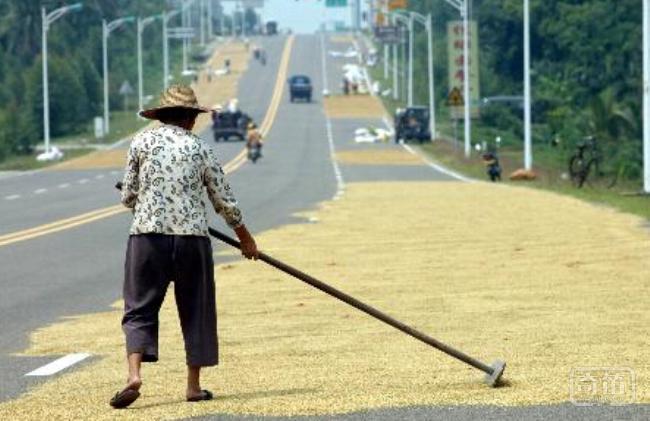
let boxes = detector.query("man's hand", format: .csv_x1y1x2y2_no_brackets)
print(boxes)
234,225,259,260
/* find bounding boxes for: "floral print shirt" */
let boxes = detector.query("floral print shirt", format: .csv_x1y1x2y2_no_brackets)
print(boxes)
121,124,243,236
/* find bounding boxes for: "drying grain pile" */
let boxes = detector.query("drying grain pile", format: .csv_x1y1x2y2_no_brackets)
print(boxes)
324,95,386,119
1,182,648,420
336,149,423,166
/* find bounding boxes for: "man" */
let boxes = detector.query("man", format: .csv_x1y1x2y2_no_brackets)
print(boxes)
110,84,258,409
246,122,263,163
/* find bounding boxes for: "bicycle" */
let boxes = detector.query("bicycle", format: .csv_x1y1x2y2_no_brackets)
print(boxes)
568,136,603,188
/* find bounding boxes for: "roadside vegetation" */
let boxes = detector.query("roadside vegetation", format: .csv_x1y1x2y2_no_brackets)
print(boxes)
0,1,254,168
373,0,648,219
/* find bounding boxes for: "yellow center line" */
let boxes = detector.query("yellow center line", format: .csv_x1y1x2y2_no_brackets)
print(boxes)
222,35,295,174
0,36,296,249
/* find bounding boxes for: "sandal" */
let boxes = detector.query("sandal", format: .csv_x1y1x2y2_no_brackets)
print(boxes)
187,389,214,402
109,387,140,409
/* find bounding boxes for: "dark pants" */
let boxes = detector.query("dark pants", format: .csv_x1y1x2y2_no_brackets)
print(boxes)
122,234,218,366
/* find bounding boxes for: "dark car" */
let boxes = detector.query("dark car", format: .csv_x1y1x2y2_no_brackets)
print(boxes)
394,106,431,143
288,75,312,103
211,110,251,142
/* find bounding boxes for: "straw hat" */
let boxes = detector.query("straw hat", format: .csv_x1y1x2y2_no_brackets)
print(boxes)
139,84,209,120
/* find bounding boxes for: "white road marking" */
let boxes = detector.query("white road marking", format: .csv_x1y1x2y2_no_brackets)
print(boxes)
58,183,70,189
381,116,472,182
25,353,90,376
4,194,20,200
401,144,473,182
110,170,120,175
321,34,346,200
78,178,89,184
95,174,105,180
34,188,47,195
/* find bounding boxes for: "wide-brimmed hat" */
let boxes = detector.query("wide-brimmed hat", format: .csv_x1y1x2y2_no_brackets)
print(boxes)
139,84,209,120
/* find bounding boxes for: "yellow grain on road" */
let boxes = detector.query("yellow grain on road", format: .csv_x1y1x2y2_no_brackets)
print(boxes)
1,182,648,420
336,149,424,166
324,95,387,119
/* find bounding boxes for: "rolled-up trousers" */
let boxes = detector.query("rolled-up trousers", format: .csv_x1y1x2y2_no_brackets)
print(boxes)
122,234,218,366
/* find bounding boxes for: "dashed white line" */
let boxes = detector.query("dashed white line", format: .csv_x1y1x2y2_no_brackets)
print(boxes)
58,183,70,189
78,178,89,184
95,174,105,180
25,353,91,376
34,188,47,195
4,194,20,201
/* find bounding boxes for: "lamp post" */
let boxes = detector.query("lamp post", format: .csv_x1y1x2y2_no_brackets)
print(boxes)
408,12,436,140
138,14,163,115
642,0,650,194
391,14,410,101
444,0,471,157
103,16,136,135
390,10,414,106
163,10,182,90
523,0,532,170
41,3,82,154
181,0,196,73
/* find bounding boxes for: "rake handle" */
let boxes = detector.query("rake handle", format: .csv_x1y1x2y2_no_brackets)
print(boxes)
208,227,494,375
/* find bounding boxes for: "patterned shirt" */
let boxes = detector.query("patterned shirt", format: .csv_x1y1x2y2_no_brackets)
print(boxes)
121,124,243,236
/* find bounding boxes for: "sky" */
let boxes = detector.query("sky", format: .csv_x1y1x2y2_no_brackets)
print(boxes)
222,0,361,34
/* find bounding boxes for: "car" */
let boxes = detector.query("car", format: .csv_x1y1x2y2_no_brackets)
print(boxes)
394,106,431,143
288,75,312,103
211,110,251,142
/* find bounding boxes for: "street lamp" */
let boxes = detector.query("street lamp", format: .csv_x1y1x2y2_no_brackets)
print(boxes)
523,0,532,170
41,3,82,154
391,13,409,101
642,0,650,194
103,16,136,135
444,0,471,157
163,10,181,90
390,10,414,106
138,14,163,115
181,0,196,73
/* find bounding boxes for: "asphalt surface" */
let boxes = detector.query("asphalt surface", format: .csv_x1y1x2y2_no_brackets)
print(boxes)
0,33,647,420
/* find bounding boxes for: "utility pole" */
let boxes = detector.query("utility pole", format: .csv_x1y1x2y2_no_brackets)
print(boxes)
138,14,162,115
103,16,135,135
41,3,82,154
407,14,414,106
163,10,181,90
643,0,650,194
523,0,533,170
462,0,471,157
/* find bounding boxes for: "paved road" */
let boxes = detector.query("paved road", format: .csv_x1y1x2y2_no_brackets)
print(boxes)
0,33,647,421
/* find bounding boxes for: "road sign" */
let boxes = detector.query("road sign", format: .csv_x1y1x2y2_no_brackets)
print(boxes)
388,0,407,10
167,27,195,39
119,80,134,96
326,0,348,7
447,20,480,119
447,87,464,106
374,25,402,44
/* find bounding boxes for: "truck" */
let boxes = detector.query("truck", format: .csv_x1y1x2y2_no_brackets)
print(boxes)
265,21,278,36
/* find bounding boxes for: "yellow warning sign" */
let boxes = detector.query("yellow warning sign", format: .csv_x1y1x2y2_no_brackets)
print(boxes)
447,87,464,106
388,0,407,10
